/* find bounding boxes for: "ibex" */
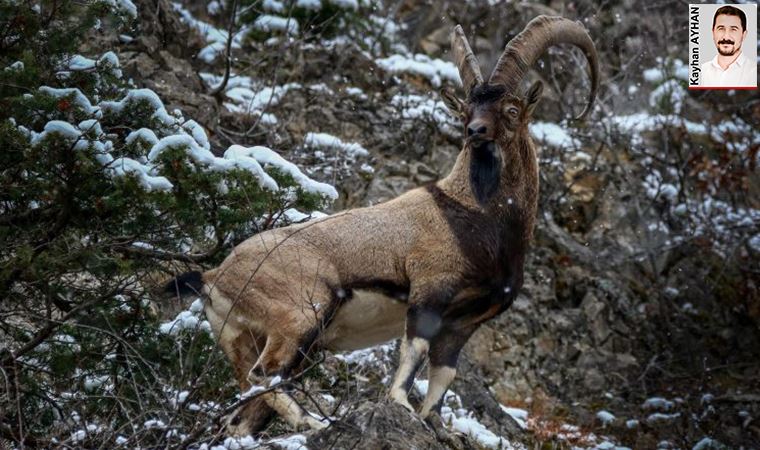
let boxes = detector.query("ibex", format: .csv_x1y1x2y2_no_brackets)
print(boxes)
173,16,598,434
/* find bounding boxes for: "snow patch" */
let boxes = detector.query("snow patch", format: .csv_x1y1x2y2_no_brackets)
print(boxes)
225,145,338,199
643,397,675,411
39,86,100,116
646,412,680,424
159,308,211,336
304,132,369,157
376,54,461,87
104,0,137,18
596,410,616,425
101,88,177,127
649,79,686,114
500,406,528,430
530,122,580,149
390,93,458,137
692,437,725,450
253,15,299,35
267,434,309,450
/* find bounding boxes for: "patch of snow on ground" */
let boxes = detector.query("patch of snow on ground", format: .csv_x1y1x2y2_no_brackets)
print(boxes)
596,410,616,425
267,434,309,450
334,342,394,366
692,437,725,450
304,132,369,157
439,399,522,449
375,54,461,87
643,397,675,411
172,3,249,63
646,412,680,424
345,86,367,100
225,83,300,115
500,405,528,429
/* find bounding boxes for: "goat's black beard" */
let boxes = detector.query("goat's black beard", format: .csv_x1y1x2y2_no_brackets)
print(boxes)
469,141,501,205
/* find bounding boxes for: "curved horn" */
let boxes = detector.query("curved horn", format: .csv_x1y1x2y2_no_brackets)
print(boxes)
489,15,599,120
451,25,484,96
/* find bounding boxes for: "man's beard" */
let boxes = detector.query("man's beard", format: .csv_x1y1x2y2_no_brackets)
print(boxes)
717,40,739,56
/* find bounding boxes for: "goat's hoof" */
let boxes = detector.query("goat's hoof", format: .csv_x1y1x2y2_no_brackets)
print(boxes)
388,394,415,413
223,413,248,437
222,401,275,436
305,416,329,430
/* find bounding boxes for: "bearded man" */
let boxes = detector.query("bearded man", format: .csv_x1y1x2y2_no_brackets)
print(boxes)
700,5,756,87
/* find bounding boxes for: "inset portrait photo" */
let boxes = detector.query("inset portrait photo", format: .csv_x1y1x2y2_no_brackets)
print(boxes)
688,3,757,89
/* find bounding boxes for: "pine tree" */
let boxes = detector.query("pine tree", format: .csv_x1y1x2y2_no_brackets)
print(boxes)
0,1,335,445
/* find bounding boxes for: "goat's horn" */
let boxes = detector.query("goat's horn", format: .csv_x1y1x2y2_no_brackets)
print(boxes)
451,25,484,96
489,15,599,120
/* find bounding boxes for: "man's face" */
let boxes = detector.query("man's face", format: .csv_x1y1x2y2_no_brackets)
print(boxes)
712,14,746,57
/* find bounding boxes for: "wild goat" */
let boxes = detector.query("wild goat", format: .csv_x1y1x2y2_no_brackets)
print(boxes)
172,15,598,435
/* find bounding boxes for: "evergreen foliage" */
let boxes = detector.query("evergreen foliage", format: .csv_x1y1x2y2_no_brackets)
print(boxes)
0,1,331,446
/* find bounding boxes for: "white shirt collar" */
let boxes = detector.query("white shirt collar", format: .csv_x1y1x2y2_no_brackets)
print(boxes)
709,51,747,70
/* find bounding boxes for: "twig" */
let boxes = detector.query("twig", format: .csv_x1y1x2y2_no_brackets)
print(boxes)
175,353,326,450
207,0,239,97
112,242,225,264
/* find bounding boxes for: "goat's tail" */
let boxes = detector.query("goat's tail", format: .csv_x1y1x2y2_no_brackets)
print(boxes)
164,271,204,297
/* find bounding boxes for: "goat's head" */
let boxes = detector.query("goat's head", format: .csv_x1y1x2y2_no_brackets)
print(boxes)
440,16,599,154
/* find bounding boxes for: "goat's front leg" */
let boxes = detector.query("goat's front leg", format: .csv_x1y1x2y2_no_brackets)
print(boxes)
419,324,477,418
388,301,447,410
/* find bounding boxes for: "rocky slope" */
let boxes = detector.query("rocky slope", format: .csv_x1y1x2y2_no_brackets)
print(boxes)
84,0,760,448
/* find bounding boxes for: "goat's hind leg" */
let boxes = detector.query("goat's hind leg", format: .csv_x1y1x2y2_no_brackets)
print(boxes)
248,332,328,431
203,290,276,435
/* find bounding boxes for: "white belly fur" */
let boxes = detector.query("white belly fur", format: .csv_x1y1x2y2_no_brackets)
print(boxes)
322,289,408,352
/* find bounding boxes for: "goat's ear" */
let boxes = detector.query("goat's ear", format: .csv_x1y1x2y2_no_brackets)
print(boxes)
525,81,543,115
440,87,464,118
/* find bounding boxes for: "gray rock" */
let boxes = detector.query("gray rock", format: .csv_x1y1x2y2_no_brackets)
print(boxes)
307,402,448,450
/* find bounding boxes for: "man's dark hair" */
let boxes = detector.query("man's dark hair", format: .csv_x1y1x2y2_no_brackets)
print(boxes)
713,5,747,31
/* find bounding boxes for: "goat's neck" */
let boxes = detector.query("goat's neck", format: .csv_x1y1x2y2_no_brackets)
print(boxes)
438,134,538,219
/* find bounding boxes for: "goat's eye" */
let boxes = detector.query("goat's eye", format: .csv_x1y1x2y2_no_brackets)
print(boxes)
506,107,519,117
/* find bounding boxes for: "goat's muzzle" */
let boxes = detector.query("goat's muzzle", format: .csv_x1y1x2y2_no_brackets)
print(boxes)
467,137,496,154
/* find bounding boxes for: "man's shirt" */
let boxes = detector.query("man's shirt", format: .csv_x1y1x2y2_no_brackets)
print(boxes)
700,52,756,87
